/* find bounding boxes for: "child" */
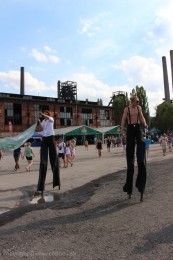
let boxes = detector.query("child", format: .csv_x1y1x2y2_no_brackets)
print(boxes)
145,136,151,157
65,140,73,167
84,139,89,151
22,142,35,171
96,138,102,157
13,147,22,171
160,134,168,156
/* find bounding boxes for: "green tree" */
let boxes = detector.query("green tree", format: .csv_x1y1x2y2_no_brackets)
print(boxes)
131,86,150,126
149,116,157,129
112,92,129,125
155,102,173,133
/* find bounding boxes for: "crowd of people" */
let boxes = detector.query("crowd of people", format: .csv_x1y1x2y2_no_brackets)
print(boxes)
1,106,173,201
56,138,76,168
13,142,35,172
158,133,173,156
7,131,173,174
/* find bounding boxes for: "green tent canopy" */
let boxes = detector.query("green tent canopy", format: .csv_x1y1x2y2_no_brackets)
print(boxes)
97,125,122,136
53,125,126,144
54,125,102,136
54,125,124,137
54,125,102,144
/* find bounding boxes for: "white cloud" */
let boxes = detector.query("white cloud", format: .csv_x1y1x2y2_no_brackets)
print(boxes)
78,13,108,37
25,72,48,92
70,71,162,116
146,89,164,115
48,55,60,63
29,66,46,72
44,45,57,54
115,55,167,115
44,46,52,52
120,56,162,90
0,70,48,93
31,49,47,62
0,71,20,89
31,48,60,63
78,18,101,37
70,60,165,116
144,1,173,56
0,66,164,117
71,73,112,103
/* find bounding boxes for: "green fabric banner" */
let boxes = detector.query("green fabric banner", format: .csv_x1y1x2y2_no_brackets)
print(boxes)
0,123,37,151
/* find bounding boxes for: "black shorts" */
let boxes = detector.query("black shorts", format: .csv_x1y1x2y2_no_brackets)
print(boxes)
58,153,65,160
26,156,32,160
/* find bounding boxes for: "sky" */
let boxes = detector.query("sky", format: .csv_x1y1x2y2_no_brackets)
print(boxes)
0,0,173,116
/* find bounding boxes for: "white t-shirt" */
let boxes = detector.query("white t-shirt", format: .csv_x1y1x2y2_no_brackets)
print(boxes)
58,142,66,154
41,117,55,137
65,146,71,155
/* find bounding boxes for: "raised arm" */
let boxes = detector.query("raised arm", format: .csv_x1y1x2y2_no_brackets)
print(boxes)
137,106,148,128
121,107,128,136
36,111,53,131
31,148,35,157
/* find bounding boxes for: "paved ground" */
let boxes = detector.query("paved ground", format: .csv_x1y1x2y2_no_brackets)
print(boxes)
0,143,170,212
0,143,173,259
0,143,128,213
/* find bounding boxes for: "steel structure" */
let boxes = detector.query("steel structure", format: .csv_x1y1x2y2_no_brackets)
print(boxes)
57,80,77,100
108,91,126,106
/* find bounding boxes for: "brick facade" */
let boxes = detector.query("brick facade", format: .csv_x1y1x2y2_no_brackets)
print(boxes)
0,93,115,135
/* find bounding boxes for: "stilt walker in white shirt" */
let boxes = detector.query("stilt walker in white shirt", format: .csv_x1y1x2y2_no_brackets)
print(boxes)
37,111,60,196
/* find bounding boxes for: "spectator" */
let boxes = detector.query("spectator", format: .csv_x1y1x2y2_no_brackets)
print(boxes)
22,142,35,171
145,136,151,157
167,134,173,152
160,133,168,156
13,147,22,171
84,139,89,151
58,139,66,168
106,137,111,152
96,138,102,157
65,140,73,167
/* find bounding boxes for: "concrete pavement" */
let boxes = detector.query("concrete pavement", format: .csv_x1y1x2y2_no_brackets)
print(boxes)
0,143,171,214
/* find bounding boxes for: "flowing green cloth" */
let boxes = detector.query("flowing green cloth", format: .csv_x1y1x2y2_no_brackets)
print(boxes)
0,123,37,151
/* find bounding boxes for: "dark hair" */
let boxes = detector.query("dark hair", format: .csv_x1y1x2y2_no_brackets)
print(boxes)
44,110,50,116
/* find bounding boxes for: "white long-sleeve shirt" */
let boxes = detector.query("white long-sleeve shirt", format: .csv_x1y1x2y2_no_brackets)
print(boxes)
41,117,55,137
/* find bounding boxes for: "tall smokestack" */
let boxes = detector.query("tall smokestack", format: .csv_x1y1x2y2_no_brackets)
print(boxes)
57,80,60,98
170,50,173,96
20,67,25,95
162,56,170,101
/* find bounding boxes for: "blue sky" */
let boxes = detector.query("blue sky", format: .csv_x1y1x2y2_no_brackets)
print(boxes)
0,0,173,116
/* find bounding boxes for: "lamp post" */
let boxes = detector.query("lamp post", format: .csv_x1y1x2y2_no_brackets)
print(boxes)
95,114,98,128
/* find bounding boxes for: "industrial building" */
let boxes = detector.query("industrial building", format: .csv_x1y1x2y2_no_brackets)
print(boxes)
0,67,115,136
